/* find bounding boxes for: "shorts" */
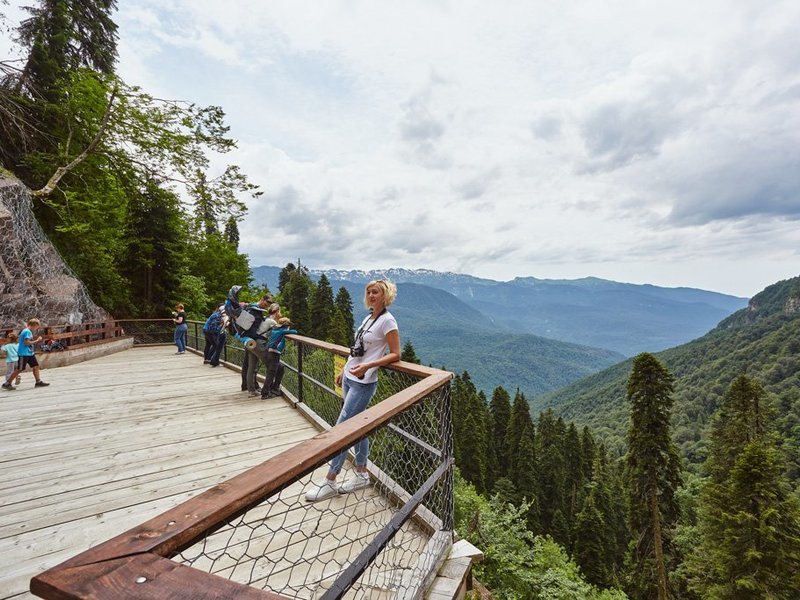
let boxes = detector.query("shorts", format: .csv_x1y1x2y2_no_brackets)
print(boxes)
17,355,39,370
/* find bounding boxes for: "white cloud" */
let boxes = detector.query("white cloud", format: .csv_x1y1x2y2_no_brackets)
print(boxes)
4,0,799,296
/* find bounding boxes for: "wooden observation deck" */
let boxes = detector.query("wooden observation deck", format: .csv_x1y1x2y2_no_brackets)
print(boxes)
1,344,476,599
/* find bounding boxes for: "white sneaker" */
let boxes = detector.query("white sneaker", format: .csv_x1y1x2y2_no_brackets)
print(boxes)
338,472,370,494
305,480,339,502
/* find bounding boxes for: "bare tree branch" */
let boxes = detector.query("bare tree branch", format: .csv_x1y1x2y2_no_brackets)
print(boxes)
32,83,119,198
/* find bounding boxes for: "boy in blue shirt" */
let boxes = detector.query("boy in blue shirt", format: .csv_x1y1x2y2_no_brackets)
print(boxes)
2,318,50,390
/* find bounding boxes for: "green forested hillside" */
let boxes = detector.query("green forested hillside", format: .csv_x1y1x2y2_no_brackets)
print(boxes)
532,276,800,474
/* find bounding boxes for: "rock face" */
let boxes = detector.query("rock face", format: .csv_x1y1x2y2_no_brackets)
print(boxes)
0,175,108,329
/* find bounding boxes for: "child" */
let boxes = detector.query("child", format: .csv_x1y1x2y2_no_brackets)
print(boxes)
2,333,22,386
2,318,50,390
261,316,297,399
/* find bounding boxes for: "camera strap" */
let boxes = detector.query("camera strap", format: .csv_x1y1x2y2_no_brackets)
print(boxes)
354,308,387,346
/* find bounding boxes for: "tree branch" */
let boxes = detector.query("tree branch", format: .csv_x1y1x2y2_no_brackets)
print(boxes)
32,83,119,198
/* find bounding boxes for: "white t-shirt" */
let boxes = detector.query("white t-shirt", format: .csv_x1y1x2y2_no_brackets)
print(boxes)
344,310,398,384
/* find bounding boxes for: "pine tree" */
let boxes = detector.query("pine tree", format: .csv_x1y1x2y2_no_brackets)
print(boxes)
573,482,611,588
506,391,537,504
335,286,355,346
574,454,628,589
278,262,296,294
451,372,489,493
688,375,800,598
489,386,512,482
224,216,239,248
513,420,540,532
281,268,312,333
401,340,420,364
17,0,118,97
120,178,185,316
624,353,682,600
309,273,334,341
580,426,598,482
328,308,350,347
536,408,567,536
564,422,584,528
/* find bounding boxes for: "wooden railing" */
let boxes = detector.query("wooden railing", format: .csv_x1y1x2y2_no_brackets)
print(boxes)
30,326,455,599
1,320,124,350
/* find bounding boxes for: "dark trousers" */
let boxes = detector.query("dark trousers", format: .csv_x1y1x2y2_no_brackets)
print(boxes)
244,340,268,393
203,332,215,361
241,350,254,390
209,332,226,366
262,351,284,395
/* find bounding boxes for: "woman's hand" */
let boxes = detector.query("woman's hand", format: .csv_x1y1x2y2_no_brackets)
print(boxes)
348,363,369,379
335,369,344,387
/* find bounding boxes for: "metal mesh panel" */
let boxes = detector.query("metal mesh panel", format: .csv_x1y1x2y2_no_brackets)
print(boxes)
0,178,106,329
117,320,174,344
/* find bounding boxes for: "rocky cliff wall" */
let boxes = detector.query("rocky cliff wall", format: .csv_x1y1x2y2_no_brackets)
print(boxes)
0,175,108,329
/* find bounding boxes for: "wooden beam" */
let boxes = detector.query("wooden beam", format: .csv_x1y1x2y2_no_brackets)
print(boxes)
31,553,291,600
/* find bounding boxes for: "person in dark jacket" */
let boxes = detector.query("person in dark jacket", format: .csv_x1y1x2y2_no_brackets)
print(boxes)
202,305,227,367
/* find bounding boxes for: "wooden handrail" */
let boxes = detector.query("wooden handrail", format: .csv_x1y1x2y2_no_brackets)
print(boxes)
1,321,124,348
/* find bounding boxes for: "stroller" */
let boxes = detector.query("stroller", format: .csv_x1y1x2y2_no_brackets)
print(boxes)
224,286,269,350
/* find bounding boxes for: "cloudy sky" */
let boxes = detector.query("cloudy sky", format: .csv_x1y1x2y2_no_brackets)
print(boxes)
4,1,800,297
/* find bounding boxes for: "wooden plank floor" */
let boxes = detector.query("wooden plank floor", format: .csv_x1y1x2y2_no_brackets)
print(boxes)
0,346,323,600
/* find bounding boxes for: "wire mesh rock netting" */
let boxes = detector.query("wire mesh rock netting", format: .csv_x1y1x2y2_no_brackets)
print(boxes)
176,340,453,599
0,177,106,329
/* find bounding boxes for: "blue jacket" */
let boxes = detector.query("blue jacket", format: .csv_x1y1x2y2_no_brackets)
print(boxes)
203,307,225,334
267,325,298,353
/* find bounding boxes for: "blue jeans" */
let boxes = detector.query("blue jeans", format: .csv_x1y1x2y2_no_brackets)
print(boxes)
174,324,188,352
329,377,378,475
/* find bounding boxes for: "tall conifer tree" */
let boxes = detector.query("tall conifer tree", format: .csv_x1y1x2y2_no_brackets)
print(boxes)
335,286,355,346
489,386,512,482
536,409,567,535
624,353,682,600
281,268,313,332
506,390,536,501
309,273,334,341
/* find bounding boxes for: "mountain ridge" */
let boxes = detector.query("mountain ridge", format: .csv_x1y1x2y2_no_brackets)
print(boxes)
251,265,748,356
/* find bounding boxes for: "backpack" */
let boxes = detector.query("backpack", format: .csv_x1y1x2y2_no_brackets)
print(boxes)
203,308,224,334
223,286,270,341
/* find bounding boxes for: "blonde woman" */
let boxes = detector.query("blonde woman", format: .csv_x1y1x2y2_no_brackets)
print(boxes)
305,280,401,502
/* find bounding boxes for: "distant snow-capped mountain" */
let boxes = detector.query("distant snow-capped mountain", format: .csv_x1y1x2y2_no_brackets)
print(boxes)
311,267,497,287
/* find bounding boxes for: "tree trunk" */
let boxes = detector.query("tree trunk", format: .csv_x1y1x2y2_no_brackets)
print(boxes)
650,476,669,600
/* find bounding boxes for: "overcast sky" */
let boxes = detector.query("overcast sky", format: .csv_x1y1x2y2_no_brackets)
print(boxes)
4,1,800,297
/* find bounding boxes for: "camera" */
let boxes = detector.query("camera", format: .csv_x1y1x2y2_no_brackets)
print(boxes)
171,311,178,318
350,344,365,357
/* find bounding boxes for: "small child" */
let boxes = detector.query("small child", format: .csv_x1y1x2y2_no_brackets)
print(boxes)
3,317,50,390
2,333,22,386
261,316,298,399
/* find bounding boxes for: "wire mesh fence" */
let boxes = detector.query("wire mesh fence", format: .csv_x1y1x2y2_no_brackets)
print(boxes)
0,178,107,329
